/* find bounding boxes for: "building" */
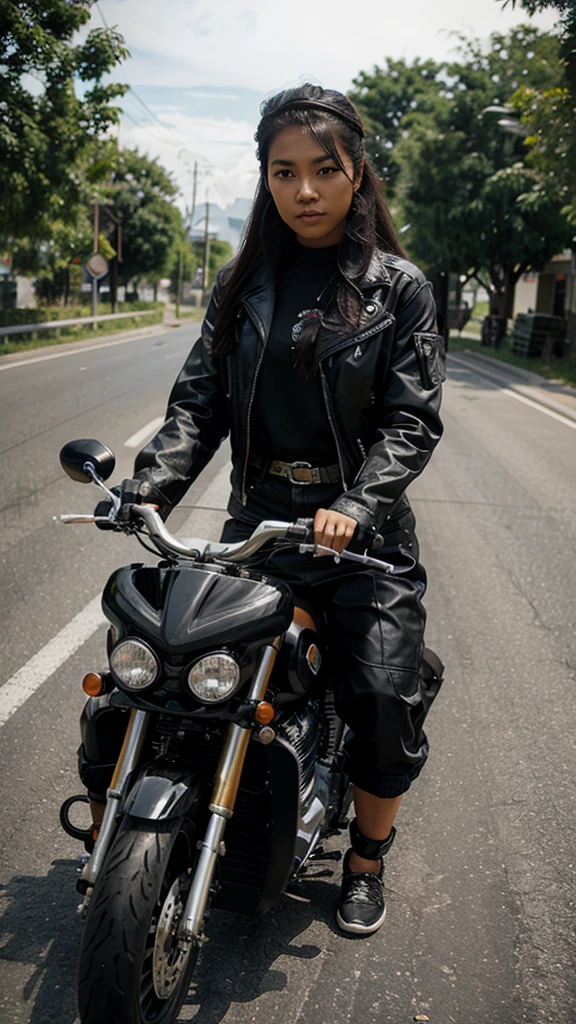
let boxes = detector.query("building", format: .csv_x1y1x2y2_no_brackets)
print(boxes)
514,250,576,344
188,198,252,252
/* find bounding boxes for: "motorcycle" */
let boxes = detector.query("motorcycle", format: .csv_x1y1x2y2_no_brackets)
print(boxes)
56,438,442,1024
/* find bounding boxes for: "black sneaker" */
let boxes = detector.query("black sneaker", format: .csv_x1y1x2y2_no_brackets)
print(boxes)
336,849,386,935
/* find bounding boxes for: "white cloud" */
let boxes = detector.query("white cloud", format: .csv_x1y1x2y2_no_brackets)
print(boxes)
119,110,259,209
94,0,559,91
92,0,560,204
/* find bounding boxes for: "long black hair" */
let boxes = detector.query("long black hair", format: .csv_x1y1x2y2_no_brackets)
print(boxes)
211,83,405,369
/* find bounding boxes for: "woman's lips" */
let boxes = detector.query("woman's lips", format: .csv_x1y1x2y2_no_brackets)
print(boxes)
297,212,325,222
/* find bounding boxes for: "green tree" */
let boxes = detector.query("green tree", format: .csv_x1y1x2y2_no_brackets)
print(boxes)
500,1,576,88
110,149,184,295
168,237,199,303
189,236,231,286
349,58,445,196
0,0,129,243
356,25,571,315
499,2,576,227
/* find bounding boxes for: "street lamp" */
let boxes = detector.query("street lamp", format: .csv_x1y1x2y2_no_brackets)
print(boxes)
480,105,526,136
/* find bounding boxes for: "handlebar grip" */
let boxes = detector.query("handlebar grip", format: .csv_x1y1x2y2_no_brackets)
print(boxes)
286,520,313,542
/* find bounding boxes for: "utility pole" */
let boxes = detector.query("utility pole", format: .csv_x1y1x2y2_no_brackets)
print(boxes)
92,197,99,325
202,190,210,292
109,216,122,313
176,247,184,320
190,161,198,227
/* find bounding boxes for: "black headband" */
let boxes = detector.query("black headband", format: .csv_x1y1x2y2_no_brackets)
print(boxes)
261,98,365,138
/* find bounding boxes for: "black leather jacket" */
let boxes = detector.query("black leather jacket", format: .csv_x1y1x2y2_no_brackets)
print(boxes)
133,249,445,534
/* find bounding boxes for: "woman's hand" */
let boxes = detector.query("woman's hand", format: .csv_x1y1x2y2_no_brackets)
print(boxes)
313,508,357,555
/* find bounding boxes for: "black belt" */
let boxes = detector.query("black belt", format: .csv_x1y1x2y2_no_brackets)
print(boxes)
249,454,341,486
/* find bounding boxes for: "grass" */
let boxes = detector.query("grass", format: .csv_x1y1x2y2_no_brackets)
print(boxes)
174,307,204,321
0,300,163,327
460,300,489,338
449,332,576,388
0,308,164,356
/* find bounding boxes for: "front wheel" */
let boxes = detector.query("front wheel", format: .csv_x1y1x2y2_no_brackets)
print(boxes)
77,822,199,1024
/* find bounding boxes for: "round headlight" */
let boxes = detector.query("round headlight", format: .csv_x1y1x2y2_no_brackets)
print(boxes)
187,653,240,703
110,639,159,690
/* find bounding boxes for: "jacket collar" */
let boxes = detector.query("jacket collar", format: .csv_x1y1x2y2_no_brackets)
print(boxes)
243,246,392,304
362,249,392,287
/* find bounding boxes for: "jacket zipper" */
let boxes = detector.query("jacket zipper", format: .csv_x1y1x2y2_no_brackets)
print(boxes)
315,312,395,368
240,303,390,503
240,304,269,505
320,364,348,491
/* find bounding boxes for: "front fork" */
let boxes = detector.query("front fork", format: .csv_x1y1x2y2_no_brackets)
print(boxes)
178,641,280,941
78,642,280,934
78,707,150,893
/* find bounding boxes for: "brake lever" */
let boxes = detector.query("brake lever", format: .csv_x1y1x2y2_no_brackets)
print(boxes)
298,542,396,573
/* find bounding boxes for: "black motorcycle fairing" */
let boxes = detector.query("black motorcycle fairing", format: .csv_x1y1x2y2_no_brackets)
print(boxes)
102,561,294,660
274,624,325,698
124,766,203,823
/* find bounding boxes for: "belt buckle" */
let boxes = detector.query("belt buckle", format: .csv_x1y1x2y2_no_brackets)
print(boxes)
288,460,313,485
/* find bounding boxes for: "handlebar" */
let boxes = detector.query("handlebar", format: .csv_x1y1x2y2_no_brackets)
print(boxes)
56,505,311,562
136,504,304,561
56,472,410,573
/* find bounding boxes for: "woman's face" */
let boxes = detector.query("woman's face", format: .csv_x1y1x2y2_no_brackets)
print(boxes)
267,124,358,248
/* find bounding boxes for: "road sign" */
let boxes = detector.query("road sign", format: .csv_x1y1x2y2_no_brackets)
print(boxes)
86,253,109,280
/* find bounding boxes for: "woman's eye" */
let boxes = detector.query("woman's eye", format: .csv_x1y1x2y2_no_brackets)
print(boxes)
319,166,339,175
275,169,293,179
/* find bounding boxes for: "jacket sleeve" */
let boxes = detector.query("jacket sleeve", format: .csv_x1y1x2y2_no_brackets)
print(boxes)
330,273,444,532
132,273,229,517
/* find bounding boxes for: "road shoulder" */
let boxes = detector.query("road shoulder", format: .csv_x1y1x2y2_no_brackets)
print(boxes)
448,348,576,423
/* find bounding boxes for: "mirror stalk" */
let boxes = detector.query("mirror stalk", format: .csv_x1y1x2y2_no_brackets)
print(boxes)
83,463,122,514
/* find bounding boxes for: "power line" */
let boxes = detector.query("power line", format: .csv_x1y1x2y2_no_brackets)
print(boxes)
127,88,252,147
128,87,209,148
95,1,109,29
121,104,196,154
95,2,250,149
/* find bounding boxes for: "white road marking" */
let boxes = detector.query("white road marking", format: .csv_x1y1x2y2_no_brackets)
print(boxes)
124,416,165,448
448,354,576,431
0,595,106,727
179,464,231,536
0,463,232,728
499,387,576,429
0,326,177,372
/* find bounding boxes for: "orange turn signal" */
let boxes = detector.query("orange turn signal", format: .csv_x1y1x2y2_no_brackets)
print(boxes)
255,701,275,725
82,672,104,697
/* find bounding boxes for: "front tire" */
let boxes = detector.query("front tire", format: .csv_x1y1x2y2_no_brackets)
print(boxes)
77,822,199,1024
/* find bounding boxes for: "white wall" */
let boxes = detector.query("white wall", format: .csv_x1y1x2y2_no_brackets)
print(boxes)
513,274,538,317
16,276,37,309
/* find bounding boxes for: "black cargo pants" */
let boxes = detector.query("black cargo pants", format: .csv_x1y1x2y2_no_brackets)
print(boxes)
220,474,436,799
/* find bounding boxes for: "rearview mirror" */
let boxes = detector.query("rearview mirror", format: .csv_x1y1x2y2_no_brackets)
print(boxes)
60,439,116,483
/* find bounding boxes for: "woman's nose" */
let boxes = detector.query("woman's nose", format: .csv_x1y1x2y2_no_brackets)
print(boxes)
296,178,319,202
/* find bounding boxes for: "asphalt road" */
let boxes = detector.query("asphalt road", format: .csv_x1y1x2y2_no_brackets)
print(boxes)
0,321,575,1024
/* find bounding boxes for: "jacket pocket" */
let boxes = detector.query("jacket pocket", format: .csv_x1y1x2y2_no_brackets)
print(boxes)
413,332,446,390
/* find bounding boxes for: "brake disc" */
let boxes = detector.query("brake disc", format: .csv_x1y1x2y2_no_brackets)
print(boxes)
152,873,192,1000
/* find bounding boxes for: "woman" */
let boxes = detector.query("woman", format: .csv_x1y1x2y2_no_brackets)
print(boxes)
115,84,445,935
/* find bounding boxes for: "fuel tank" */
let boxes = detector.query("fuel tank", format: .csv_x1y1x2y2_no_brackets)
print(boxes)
102,561,293,656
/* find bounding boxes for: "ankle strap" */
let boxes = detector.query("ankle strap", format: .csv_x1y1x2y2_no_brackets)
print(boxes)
349,818,396,860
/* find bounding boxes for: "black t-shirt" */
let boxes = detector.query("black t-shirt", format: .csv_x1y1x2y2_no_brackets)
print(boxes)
251,243,340,464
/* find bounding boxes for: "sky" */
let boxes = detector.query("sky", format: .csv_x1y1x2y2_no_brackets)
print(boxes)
89,0,560,213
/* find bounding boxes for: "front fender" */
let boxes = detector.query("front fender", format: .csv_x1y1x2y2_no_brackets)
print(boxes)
125,769,203,822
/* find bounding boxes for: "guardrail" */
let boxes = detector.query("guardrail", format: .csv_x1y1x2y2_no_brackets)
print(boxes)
0,309,161,338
